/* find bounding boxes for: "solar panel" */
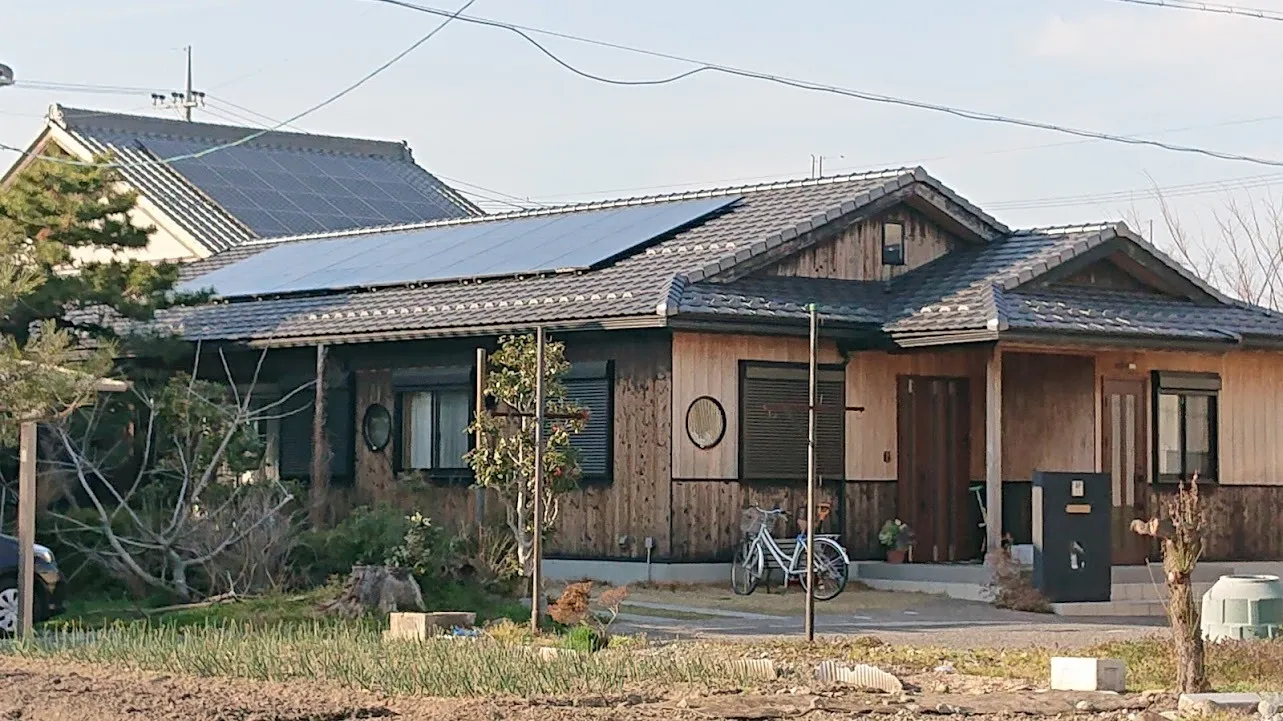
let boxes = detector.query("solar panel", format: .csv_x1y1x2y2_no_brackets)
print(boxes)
137,137,469,236
183,195,741,298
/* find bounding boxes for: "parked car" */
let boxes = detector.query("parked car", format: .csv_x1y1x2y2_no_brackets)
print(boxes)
0,534,65,635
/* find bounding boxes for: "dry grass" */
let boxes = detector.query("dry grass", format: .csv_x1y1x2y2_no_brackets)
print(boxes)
620,581,942,615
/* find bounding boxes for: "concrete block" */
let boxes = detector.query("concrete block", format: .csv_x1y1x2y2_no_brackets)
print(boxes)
386,611,477,640
1178,692,1263,713
1049,657,1126,692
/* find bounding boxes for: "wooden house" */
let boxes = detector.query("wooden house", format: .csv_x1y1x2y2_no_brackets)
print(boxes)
161,167,1283,578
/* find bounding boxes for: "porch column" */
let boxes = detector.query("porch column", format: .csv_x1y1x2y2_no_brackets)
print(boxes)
309,343,330,527
985,345,1003,559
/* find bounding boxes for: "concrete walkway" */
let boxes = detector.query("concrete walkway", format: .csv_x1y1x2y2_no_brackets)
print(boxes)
614,598,1165,647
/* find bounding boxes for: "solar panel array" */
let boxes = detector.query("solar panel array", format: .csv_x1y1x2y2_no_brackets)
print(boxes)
183,195,741,298
139,137,469,237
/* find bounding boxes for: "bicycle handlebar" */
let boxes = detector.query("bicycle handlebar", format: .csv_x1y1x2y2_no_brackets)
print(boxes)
751,505,787,517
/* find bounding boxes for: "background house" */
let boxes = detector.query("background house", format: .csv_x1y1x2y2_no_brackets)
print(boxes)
140,167,1283,582
0,105,480,262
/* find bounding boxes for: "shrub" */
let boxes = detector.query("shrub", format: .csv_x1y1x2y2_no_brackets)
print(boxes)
386,512,447,579
563,625,605,652
294,505,410,582
548,581,629,647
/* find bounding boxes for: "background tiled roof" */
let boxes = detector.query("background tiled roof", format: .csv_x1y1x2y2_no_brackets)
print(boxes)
53,105,480,254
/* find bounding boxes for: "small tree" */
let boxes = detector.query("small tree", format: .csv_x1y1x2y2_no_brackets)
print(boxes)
1131,477,1208,693
48,354,311,601
466,334,586,577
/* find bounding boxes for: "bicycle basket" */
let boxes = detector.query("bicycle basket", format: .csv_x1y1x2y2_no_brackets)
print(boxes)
740,507,769,536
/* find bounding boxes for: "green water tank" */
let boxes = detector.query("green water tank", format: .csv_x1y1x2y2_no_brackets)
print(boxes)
1200,574,1283,642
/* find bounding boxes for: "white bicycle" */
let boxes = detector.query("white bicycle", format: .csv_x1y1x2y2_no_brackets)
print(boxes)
731,506,850,600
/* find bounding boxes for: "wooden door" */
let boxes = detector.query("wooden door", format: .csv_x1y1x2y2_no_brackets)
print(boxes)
1101,378,1151,565
897,376,972,562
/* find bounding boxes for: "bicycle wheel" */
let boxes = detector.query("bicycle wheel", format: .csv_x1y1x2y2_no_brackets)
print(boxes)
731,541,762,596
800,538,849,601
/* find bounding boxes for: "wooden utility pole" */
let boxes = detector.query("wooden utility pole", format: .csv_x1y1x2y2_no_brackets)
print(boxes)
16,421,36,638
309,343,329,528
16,376,128,638
804,304,818,642
985,345,1003,559
530,327,546,634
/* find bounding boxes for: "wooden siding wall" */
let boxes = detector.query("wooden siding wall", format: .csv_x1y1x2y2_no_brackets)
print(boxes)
671,332,842,480
759,206,959,282
1088,348,1283,486
845,348,989,481
347,332,673,560
1001,352,1096,480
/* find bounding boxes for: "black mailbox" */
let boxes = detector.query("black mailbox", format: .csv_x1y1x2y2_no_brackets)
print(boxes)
1032,471,1112,603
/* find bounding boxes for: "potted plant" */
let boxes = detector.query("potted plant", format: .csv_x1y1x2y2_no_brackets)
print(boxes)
879,519,915,563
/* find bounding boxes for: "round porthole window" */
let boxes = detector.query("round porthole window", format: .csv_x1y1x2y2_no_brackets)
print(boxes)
686,396,726,450
362,403,393,453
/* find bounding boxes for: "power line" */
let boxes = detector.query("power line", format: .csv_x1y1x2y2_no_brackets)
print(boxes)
1104,0,1283,21
0,0,476,169
986,172,1283,211
356,0,1283,173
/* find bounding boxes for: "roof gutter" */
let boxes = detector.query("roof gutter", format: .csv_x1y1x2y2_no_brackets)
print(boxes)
993,329,1245,353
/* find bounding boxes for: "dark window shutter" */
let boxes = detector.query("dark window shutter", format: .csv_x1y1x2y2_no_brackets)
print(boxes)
326,386,354,485
562,376,611,479
278,390,313,479
741,366,844,480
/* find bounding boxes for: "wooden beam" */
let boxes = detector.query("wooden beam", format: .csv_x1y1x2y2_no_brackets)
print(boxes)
17,421,36,639
309,343,329,528
474,347,487,531
530,327,546,634
985,345,1003,559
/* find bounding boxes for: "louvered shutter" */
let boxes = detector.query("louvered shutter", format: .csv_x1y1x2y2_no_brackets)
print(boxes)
278,390,313,480
326,386,354,485
562,377,611,479
741,365,844,480
277,386,354,482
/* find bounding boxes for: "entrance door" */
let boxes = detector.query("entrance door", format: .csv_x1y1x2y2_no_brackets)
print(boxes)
1101,378,1151,565
897,376,972,562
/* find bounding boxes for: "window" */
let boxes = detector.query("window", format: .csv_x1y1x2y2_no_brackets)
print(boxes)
739,362,845,480
273,383,355,486
882,221,905,266
560,361,614,482
1153,371,1219,483
398,388,472,470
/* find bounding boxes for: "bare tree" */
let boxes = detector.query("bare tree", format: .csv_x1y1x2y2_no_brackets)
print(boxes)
47,349,314,601
1138,180,1283,309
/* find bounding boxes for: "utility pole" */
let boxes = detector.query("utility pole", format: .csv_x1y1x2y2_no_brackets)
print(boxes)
152,46,204,120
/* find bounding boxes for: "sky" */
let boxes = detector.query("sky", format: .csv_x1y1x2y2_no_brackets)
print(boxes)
4,0,1283,248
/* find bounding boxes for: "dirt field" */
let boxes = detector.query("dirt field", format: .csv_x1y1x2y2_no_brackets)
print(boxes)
0,656,1176,721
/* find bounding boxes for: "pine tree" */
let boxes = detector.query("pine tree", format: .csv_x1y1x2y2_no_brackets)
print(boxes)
0,153,186,345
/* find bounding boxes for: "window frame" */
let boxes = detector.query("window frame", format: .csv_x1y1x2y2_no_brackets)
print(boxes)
1151,371,1220,484
393,385,475,482
737,360,847,482
560,360,615,486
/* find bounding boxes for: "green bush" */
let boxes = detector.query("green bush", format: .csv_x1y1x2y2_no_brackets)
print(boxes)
294,504,410,582
386,512,446,578
563,625,605,652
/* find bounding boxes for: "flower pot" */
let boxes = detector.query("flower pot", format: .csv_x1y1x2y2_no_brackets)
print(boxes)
886,548,907,564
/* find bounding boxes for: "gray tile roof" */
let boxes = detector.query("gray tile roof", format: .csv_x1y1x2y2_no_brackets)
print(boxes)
148,168,1283,349
51,105,480,254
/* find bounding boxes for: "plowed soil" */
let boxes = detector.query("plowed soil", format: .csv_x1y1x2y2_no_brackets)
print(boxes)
0,657,1175,721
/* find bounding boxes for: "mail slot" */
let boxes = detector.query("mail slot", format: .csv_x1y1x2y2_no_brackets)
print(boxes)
1032,471,1112,603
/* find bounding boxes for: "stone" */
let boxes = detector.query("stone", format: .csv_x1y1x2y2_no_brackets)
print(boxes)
728,659,779,680
1158,712,1180,721
1050,657,1126,693
1075,700,1096,712
1128,711,1166,721
814,661,904,693
934,684,951,694
385,611,478,641
1261,698,1283,718
1178,692,1263,713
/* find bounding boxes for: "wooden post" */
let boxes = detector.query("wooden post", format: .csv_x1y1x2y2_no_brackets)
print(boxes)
985,345,1003,560
530,327,546,634
17,420,36,639
474,347,487,530
309,343,329,528
804,304,817,642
